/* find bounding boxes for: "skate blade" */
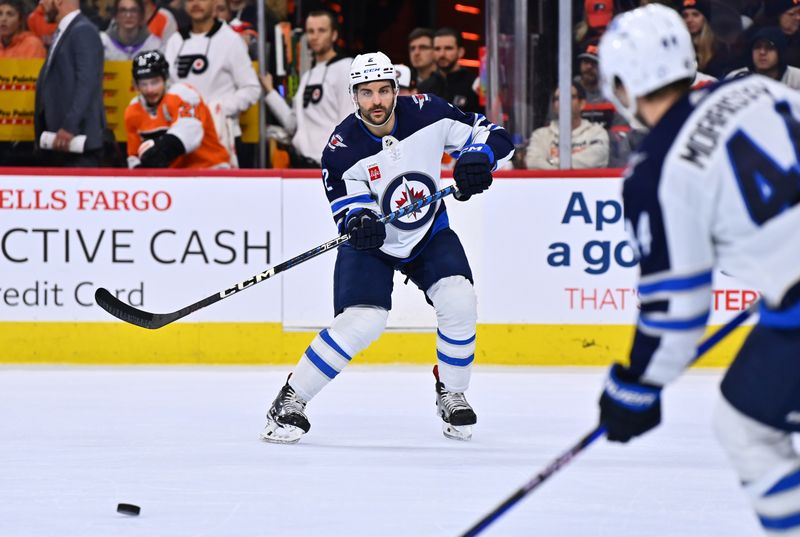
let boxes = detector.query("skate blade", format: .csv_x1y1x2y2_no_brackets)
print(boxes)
442,423,472,441
259,422,305,444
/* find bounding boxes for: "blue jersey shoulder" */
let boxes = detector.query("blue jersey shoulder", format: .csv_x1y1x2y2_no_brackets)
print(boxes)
622,92,697,275
626,91,696,192
394,93,469,138
320,114,381,175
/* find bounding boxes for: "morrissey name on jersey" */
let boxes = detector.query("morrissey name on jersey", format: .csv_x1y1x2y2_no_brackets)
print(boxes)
679,81,771,170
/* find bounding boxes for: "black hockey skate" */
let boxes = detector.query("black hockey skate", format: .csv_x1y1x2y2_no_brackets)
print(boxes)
260,381,310,444
433,365,477,441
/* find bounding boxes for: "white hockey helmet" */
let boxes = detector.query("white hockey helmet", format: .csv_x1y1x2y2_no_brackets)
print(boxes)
349,51,398,127
599,3,696,124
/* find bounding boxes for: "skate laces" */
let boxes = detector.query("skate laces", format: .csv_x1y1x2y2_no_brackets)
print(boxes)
278,385,307,415
440,390,471,413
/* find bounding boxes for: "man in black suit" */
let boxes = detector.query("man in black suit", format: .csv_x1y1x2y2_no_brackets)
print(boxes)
35,0,106,166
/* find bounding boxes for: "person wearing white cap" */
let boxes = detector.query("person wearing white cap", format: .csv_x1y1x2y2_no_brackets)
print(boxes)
393,63,413,95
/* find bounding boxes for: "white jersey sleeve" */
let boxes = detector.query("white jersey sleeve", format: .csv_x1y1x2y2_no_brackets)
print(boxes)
624,76,800,387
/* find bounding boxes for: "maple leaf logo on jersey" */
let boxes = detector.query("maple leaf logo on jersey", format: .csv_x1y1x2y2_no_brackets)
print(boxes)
327,133,347,151
411,93,431,110
381,172,437,231
394,182,426,219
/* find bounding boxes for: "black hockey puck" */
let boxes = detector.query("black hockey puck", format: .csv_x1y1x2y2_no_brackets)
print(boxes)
117,503,141,516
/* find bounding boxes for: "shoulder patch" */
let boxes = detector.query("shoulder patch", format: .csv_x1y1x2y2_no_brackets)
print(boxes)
410,93,431,110
327,132,348,151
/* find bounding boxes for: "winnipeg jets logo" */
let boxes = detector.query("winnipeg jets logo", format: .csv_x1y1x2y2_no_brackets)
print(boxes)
396,179,425,217
327,133,347,151
411,93,431,110
381,172,438,231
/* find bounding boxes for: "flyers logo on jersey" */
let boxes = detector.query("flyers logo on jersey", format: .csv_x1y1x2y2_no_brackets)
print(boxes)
411,93,431,110
176,54,209,78
368,164,381,181
327,133,347,151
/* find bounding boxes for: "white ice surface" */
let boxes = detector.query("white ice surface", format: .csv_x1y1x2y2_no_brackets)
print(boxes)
0,366,770,537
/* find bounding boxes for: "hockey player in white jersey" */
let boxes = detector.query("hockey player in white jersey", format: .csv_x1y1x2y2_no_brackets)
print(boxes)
595,5,800,535
260,51,514,444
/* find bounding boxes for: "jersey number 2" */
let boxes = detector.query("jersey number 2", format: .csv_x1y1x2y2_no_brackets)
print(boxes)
727,101,800,225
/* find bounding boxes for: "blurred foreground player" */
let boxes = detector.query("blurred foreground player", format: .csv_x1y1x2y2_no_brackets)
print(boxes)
261,52,513,444
125,50,229,168
596,5,800,535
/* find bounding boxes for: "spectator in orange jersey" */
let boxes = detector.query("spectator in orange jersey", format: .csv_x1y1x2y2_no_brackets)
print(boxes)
26,0,55,48
125,50,229,168
0,0,46,58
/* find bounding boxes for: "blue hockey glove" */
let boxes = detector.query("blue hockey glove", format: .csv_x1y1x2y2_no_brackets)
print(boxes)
453,144,493,200
345,209,386,250
599,363,662,443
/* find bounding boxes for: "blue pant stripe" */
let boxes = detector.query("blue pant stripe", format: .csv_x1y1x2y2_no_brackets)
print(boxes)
437,329,476,346
638,271,713,296
759,511,800,530
437,350,474,367
765,467,800,496
320,329,352,361
640,310,710,331
305,347,338,379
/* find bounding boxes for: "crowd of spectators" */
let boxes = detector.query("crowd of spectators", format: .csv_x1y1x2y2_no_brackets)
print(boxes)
536,0,800,170
0,0,798,170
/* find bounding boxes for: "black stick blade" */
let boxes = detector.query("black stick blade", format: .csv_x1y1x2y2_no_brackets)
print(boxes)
95,288,164,329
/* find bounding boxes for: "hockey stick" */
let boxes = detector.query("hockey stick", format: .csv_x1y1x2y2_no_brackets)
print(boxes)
95,184,458,329
459,302,758,537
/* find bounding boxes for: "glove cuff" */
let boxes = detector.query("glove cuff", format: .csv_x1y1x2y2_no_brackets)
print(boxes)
459,143,495,169
605,364,661,412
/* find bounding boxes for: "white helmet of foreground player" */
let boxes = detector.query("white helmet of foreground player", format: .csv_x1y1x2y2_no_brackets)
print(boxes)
349,51,398,128
599,4,696,126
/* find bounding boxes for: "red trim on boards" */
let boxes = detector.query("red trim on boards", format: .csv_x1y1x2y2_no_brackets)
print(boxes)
0,167,624,179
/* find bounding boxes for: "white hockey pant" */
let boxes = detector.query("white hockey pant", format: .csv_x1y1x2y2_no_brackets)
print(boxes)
289,306,388,402
427,276,477,392
714,396,800,536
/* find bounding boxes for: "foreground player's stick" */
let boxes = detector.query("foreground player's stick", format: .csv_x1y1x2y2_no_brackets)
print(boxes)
459,303,758,537
95,185,458,329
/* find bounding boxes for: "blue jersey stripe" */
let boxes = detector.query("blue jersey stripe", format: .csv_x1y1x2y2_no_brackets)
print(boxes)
331,194,373,214
765,466,800,496
437,329,476,346
640,310,710,331
305,347,338,379
639,271,713,296
759,511,800,531
320,329,352,361
436,350,474,367
759,300,800,329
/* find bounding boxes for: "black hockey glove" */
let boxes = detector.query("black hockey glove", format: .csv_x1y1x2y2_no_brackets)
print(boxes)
599,363,662,443
139,133,186,168
453,144,493,201
345,209,386,250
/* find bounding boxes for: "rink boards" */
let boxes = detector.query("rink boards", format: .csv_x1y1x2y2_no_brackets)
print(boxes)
0,169,754,365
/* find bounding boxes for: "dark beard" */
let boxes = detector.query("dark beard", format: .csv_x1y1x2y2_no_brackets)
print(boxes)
439,58,457,73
